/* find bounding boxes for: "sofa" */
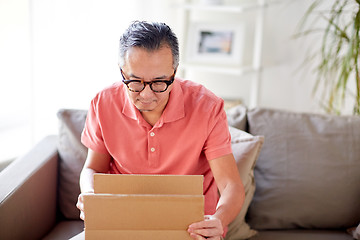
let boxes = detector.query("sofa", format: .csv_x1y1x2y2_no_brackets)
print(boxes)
0,106,359,240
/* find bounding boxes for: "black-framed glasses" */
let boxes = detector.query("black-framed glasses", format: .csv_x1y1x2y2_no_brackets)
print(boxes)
120,68,176,93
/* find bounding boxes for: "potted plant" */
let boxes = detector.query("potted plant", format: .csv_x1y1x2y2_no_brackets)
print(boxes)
297,0,360,115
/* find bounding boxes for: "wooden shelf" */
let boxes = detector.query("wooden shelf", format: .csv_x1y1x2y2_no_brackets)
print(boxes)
176,3,267,13
174,0,284,13
180,64,257,76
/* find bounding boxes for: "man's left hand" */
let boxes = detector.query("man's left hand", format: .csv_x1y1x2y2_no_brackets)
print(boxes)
187,215,224,240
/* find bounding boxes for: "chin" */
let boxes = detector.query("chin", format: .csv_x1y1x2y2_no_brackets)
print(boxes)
138,108,152,112
135,104,156,112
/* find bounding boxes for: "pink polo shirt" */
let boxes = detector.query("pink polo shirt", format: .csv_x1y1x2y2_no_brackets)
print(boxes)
81,78,232,215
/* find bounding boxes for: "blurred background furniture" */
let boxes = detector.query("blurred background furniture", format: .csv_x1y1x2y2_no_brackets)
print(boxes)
1,107,359,240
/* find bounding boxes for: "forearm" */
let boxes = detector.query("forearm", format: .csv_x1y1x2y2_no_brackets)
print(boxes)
79,167,96,193
213,181,245,228
187,182,244,239
79,149,111,193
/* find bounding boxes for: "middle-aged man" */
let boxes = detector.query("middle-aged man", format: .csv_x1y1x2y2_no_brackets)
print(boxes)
76,20,245,240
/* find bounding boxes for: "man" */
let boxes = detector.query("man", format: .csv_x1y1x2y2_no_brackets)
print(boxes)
76,21,244,240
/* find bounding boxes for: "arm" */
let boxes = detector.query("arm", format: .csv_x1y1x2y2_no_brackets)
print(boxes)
188,153,245,239
76,148,112,220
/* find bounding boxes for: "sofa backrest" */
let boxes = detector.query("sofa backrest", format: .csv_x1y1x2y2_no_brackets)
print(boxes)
246,108,360,230
56,105,264,240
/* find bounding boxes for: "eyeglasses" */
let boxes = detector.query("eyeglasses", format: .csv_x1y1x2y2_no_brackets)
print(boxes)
120,68,175,93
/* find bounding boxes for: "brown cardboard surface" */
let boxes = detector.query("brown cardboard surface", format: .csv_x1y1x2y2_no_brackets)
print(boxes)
94,174,203,195
84,194,204,230
85,174,204,240
85,230,193,240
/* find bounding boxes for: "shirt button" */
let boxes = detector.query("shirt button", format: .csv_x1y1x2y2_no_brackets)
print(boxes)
150,147,156,152
150,132,155,137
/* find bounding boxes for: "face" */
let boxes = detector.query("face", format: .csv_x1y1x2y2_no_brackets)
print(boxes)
121,46,175,114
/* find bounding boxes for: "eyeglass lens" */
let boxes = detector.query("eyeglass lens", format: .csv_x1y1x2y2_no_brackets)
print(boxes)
127,81,169,92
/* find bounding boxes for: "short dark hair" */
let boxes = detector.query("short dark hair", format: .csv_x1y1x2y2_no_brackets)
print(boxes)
118,21,179,69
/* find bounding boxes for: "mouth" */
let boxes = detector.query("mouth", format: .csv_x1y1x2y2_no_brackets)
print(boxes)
135,100,156,112
139,100,154,105
136,98,157,106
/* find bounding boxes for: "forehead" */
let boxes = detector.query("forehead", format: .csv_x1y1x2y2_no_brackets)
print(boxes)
124,47,174,72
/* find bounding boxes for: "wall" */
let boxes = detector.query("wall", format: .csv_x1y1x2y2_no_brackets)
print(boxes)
0,0,32,160
1,0,333,160
29,0,185,143
183,0,320,112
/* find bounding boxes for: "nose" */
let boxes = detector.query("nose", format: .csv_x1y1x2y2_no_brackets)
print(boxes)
139,83,154,97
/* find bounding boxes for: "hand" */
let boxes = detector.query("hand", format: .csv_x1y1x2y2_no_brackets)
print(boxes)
76,191,94,220
188,215,224,240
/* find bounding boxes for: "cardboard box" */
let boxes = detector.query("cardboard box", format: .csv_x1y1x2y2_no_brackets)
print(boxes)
84,174,204,240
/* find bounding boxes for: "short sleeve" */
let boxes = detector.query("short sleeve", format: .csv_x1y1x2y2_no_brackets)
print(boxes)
81,95,109,154
203,99,232,160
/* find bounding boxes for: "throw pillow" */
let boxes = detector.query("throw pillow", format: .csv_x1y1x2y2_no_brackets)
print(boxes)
226,104,247,131
225,126,264,240
246,108,360,230
57,109,88,219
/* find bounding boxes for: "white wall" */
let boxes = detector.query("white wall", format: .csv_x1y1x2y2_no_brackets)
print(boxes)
30,0,185,142
0,0,333,160
0,0,32,160
183,0,320,112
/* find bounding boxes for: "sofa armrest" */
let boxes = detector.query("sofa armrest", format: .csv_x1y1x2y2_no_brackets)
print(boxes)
0,135,59,240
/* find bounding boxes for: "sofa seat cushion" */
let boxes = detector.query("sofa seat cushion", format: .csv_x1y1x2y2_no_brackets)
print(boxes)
42,220,84,240
247,108,360,230
249,230,354,240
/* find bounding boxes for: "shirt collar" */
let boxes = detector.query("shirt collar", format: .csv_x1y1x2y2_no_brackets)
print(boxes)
122,85,139,121
162,79,185,123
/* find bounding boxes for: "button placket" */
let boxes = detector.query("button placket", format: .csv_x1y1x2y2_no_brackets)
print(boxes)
148,129,159,167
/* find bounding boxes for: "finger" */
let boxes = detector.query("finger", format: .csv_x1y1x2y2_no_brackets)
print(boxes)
190,233,221,240
76,201,83,211
191,227,222,238
80,210,85,221
189,233,206,240
76,195,84,211
188,218,224,238
206,237,221,240
76,194,85,220
189,219,222,230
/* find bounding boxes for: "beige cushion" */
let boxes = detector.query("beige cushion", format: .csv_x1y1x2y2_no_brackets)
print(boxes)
57,109,88,219
225,127,264,240
226,105,247,131
246,108,360,230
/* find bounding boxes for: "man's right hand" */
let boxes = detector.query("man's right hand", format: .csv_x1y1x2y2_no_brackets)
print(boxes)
76,192,94,220
77,149,111,220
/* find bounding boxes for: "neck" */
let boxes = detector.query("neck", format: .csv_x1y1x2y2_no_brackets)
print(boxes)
139,93,170,126
141,110,162,126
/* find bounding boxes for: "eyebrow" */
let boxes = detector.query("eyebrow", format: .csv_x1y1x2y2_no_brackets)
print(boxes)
128,73,170,80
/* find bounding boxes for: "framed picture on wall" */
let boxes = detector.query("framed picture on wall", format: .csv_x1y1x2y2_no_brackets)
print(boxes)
186,22,245,66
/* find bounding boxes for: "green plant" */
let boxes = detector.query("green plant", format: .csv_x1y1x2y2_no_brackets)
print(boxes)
296,0,360,115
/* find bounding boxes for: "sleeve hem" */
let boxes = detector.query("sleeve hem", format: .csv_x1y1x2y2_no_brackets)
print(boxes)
81,135,109,154
205,145,233,161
